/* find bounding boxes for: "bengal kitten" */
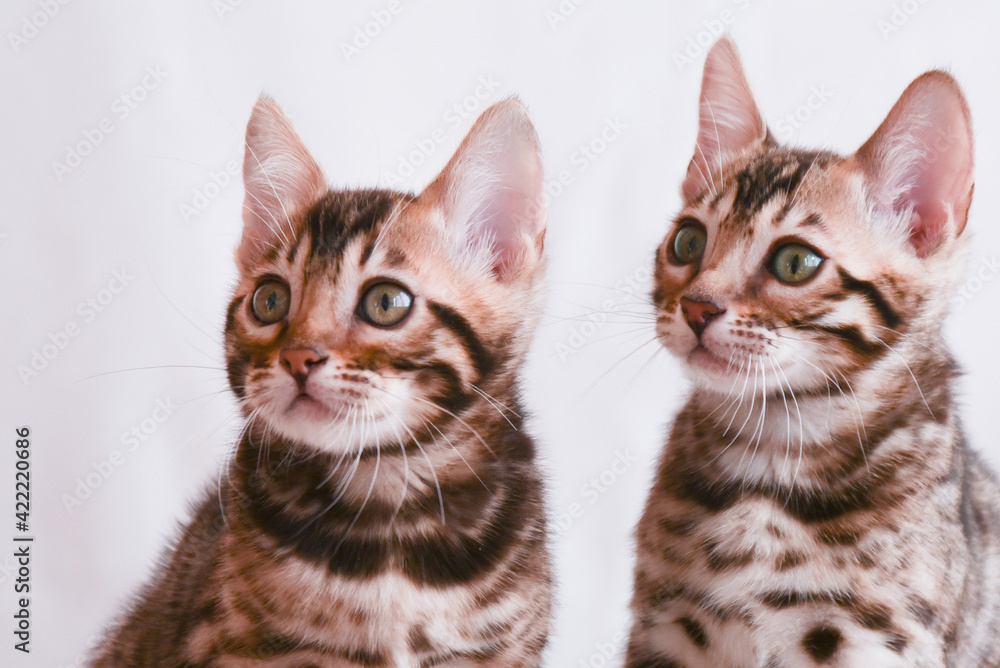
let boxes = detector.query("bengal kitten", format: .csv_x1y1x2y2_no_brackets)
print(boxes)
626,38,1000,667
93,96,552,666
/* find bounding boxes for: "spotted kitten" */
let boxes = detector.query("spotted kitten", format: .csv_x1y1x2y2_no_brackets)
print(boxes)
626,38,1000,667
93,96,552,666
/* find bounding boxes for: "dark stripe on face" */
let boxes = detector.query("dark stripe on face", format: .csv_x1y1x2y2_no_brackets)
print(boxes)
226,352,251,399
286,235,304,263
801,213,823,227
729,151,829,223
837,268,902,328
385,247,407,267
306,189,412,263
710,187,730,210
360,241,375,265
427,301,495,379
812,324,883,356
389,358,471,415
225,295,245,335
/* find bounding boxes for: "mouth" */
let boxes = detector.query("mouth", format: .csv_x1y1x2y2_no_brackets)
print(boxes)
287,393,352,421
687,343,733,374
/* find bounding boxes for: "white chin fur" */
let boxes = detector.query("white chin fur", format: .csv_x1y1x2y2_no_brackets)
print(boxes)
667,332,832,400
249,375,421,455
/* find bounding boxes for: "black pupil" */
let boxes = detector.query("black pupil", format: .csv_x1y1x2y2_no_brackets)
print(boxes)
686,235,699,255
789,253,801,275
677,227,702,261
266,291,277,310
380,292,391,312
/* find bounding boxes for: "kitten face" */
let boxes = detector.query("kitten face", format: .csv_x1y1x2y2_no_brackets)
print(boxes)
654,39,973,400
654,149,895,394
226,97,545,455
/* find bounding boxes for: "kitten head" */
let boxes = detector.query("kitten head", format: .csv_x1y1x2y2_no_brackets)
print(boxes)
653,37,974,397
226,95,546,454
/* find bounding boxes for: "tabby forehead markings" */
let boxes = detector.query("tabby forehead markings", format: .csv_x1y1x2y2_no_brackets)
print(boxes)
306,189,411,263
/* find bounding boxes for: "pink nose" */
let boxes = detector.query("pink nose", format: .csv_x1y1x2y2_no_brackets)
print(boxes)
280,348,328,387
680,297,725,339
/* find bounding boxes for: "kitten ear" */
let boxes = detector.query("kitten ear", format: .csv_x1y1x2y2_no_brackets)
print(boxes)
683,37,769,200
854,71,974,258
421,98,545,283
239,95,327,266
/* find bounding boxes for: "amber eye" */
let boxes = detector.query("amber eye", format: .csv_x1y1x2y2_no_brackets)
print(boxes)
251,280,291,325
670,220,707,265
358,282,413,328
770,244,824,284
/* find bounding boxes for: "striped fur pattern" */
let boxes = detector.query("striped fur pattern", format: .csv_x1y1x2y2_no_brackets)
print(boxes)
627,38,1000,667
93,96,552,666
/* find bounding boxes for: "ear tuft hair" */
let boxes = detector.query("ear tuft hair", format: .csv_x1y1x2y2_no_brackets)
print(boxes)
239,95,327,267
683,37,769,201
421,98,546,283
854,71,974,258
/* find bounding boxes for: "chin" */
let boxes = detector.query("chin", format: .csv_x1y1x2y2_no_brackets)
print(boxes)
247,389,410,455
269,407,413,455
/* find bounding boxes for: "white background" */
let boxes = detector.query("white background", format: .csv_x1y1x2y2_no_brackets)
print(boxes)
3,1,1000,666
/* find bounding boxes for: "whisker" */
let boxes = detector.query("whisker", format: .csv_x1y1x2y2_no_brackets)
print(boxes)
572,335,661,404
870,333,936,420
75,365,226,382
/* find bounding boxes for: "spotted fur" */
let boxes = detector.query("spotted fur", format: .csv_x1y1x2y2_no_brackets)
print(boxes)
93,96,552,667
627,38,1000,667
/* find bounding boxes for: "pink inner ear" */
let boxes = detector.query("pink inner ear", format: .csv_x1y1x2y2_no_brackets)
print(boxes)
683,37,768,201
422,98,546,283
856,72,974,258
474,188,537,281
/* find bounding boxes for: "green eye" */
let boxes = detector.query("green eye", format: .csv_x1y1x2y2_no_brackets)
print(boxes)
251,280,291,325
359,282,413,328
770,244,824,284
671,221,707,265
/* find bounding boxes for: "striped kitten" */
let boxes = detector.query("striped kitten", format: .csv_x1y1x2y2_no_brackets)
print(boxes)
626,38,1000,667
93,96,552,666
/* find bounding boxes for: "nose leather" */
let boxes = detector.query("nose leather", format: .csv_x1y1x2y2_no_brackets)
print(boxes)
280,348,328,388
680,298,725,339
